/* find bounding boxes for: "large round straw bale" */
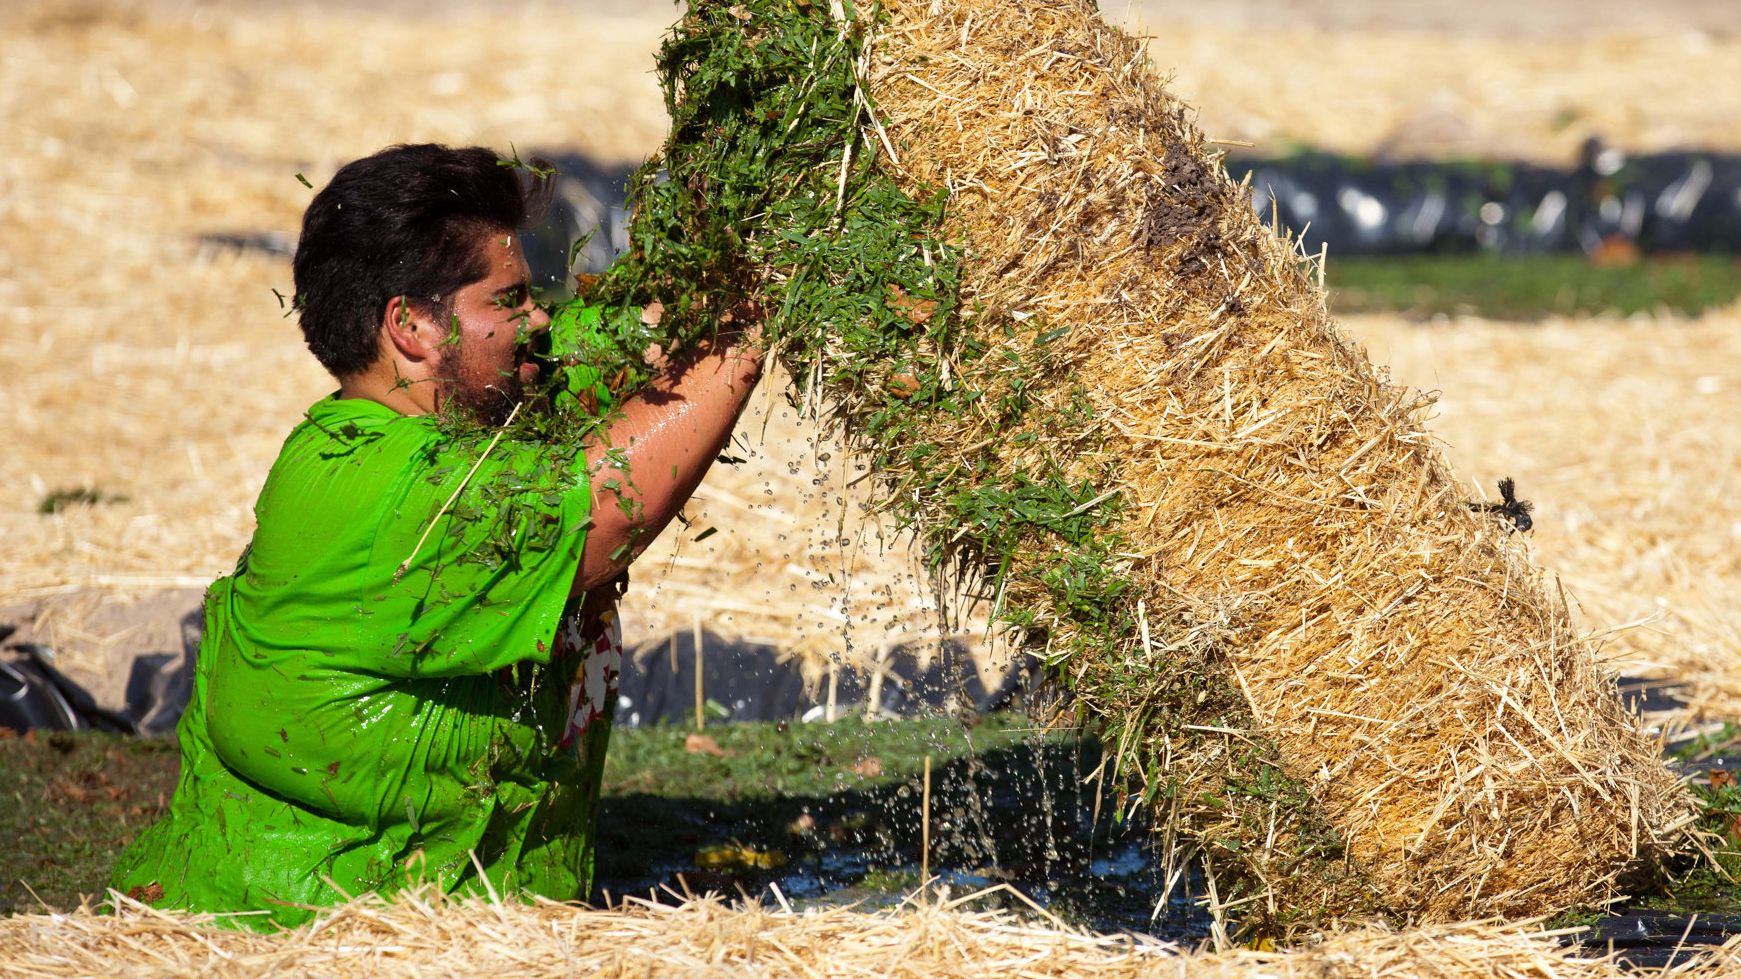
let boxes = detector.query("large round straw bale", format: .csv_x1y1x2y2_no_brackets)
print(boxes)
588,0,1694,936
850,0,1692,930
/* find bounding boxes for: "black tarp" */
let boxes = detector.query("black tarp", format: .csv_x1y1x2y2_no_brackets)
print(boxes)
1228,140,1741,258
0,616,197,737
197,142,1741,288
1579,910,1741,970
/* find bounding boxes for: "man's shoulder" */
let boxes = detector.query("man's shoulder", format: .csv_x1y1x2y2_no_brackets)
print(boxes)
255,395,585,551
252,398,437,522
294,395,434,447
269,396,446,479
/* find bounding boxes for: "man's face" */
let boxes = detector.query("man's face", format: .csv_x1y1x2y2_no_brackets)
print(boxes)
431,231,550,425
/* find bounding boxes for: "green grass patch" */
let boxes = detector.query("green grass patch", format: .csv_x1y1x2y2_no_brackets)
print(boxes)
0,732,179,914
603,713,1039,802
1640,766,1741,914
1670,724,1741,763
1328,254,1741,320
37,487,129,514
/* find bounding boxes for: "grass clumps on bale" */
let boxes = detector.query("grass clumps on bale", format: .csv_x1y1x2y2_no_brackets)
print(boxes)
575,0,1695,938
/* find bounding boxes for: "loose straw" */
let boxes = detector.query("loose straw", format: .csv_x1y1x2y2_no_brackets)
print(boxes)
692,616,705,731
826,663,839,723
921,755,933,892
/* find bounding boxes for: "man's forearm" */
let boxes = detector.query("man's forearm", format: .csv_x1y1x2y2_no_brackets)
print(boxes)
574,332,764,591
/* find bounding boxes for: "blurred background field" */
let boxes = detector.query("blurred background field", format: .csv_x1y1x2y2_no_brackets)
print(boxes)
4,0,1739,718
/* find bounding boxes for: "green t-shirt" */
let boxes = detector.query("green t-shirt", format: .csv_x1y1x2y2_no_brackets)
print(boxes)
111,394,612,929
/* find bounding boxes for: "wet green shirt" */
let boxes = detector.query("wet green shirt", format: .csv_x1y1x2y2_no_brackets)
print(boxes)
111,394,611,929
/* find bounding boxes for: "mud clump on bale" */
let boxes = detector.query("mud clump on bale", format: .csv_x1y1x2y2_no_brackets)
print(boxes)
577,0,1694,937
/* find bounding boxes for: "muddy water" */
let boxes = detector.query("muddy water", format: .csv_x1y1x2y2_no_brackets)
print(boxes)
592,731,1214,940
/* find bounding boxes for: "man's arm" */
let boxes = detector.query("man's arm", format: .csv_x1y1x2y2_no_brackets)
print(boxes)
573,330,764,593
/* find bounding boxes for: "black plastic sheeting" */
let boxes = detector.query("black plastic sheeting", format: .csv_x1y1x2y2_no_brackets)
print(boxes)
196,152,639,293
0,607,1701,736
522,153,638,291
1,645,131,735
517,142,1741,289
0,609,1692,737
1618,676,1690,716
0,619,196,737
194,142,1741,291
523,143,1741,286
1228,140,1741,258
1578,910,1741,970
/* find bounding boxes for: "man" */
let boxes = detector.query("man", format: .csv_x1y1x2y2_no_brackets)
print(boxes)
111,144,763,927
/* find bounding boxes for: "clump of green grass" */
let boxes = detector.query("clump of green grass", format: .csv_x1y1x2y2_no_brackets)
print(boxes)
37,487,128,514
1641,768,1741,913
562,0,1145,696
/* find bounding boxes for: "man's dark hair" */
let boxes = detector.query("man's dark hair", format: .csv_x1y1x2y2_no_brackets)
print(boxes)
292,143,554,377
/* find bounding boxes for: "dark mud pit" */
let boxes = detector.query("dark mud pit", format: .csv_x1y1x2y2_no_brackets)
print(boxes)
591,716,1208,939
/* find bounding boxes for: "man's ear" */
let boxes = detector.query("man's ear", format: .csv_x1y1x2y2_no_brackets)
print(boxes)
382,295,444,363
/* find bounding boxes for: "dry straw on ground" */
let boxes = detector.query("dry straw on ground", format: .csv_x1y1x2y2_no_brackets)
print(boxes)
827,0,1696,930
0,0,1721,926
5,887,1737,978
0,0,964,683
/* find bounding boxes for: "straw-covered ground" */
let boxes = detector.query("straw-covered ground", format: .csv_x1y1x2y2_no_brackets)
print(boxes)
2,888,1739,978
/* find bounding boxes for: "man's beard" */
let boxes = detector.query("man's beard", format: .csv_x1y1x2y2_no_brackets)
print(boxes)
434,346,526,427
